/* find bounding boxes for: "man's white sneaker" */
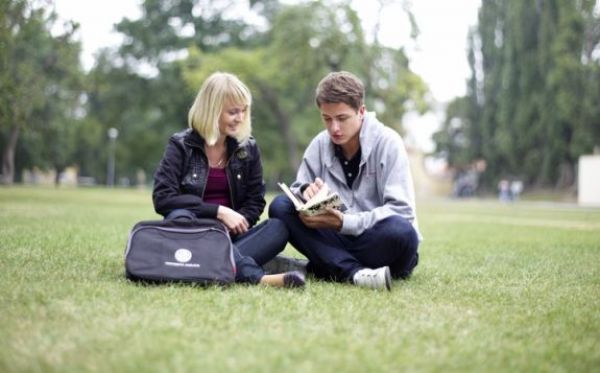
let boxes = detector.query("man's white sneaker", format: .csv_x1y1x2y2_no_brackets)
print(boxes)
353,266,392,291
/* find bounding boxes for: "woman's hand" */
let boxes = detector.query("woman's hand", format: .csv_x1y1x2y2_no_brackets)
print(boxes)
299,207,343,231
217,206,249,235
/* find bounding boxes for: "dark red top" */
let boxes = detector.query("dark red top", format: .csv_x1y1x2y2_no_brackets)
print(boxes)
203,167,231,208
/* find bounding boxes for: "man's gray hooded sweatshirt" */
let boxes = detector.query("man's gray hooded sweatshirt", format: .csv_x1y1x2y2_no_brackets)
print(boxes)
291,112,421,239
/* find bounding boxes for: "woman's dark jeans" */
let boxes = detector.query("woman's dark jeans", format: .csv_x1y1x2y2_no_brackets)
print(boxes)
268,194,419,282
165,209,288,284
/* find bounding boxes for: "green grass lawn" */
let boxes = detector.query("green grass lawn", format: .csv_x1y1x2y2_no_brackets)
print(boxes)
1,187,599,372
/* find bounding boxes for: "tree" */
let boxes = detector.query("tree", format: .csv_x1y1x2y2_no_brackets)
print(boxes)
82,0,428,186
0,0,82,184
182,1,428,185
83,0,272,185
435,0,600,189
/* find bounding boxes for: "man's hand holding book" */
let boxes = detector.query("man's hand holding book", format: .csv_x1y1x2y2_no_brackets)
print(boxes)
278,178,345,230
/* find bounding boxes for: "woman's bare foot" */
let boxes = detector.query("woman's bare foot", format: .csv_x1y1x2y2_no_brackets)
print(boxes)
259,271,306,288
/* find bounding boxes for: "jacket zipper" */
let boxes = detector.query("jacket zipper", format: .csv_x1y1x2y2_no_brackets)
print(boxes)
225,160,237,210
191,137,239,210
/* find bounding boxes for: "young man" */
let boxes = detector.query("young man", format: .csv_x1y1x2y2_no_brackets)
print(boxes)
268,71,421,291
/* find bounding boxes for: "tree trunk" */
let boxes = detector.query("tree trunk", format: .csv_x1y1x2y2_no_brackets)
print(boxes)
54,166,63,187
256,82,299,170
556,161,575,189
1,125,20,185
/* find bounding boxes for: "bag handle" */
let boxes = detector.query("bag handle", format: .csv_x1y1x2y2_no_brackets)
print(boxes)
166,209,196,221
165,209,229,233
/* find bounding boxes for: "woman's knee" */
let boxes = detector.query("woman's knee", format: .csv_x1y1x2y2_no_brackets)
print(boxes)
263,217,289,244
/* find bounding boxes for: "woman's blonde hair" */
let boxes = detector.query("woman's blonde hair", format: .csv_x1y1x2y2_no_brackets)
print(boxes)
188,72,252,145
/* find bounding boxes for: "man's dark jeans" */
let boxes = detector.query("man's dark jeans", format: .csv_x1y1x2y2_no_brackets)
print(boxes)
165,209,288,283
268,195,419,281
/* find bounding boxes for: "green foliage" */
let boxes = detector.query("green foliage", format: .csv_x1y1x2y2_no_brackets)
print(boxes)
179,1,428,185
80,0,272,185
2,0,429,187
1,187,599,371
435,0,600,189
0,0,83,184
116,0,267,61
84,50,192,184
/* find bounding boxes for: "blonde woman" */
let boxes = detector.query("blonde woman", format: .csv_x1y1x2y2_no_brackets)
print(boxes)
153,72,304,288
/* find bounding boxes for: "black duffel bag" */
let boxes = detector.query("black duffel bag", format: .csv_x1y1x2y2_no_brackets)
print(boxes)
124,217,236,285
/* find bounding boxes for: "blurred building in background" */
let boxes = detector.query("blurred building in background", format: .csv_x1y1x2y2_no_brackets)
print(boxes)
578,154,600,206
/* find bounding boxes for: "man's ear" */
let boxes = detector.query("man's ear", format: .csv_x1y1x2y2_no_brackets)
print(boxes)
358,105,366,118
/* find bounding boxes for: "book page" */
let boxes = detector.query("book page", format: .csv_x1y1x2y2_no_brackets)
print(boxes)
277,182,304,210
301,193,342,216
278,181,344,216
304,184,330,208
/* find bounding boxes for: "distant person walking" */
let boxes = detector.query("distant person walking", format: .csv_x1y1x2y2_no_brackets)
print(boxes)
498,179,511,202
510,180,523,200
152,72,304,288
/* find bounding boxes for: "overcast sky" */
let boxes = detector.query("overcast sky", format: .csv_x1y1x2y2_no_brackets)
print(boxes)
52,0,481,150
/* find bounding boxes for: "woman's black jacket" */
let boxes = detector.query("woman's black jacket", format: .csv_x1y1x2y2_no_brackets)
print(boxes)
152,129,266,227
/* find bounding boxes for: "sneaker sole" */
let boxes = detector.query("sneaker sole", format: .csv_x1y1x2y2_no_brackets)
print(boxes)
384,266,392,291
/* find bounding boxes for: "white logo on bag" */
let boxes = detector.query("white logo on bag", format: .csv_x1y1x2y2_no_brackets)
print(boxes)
174,248,192,263
165,248,200,268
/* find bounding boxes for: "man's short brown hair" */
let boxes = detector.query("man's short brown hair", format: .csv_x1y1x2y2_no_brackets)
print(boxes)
315,71,364,111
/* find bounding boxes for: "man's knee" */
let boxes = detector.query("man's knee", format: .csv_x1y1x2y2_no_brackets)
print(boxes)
378,216,419,279
268,194,294,219
377,215,419,249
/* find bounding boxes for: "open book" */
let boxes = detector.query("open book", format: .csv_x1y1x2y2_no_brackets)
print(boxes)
278,182,344,216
